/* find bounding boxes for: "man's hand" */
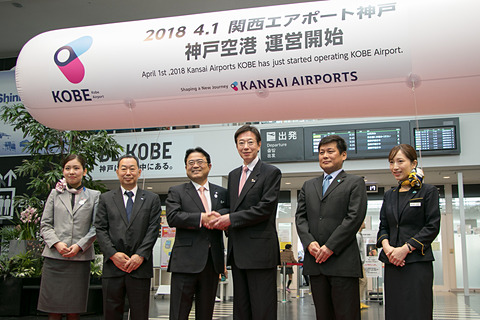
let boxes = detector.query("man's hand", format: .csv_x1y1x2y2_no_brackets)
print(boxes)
125,254,145,273
209,214,231,230
315,245,333,264
307,241,321,257
110,252,130,272
201,211,221,229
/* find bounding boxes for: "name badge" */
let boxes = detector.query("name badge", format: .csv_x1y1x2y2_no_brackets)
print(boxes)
410,202,421,207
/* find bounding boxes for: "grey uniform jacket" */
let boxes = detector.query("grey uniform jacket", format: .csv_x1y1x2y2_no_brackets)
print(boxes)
41,187,100,261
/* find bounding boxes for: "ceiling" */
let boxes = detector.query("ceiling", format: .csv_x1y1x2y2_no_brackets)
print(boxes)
0,0,319,59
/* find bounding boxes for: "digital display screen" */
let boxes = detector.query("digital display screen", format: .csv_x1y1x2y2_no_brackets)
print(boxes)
414,126,456,151
312,130,355,154
356,128,401,153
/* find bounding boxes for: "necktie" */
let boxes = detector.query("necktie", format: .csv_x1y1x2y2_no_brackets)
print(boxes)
125,191,134,221
322,174,332,196
71,194,75,209
199,186,210,213
238,166,249,195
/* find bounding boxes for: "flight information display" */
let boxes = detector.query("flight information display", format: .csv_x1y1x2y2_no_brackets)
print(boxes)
262,118,459,162
312,130,355,153
414,126,456,151
356,128,401,153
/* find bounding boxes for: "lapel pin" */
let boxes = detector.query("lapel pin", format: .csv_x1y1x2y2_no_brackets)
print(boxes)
141,197,144,200
79,198,86,206
412,191,417,194
214,192,218,198
251,179,256,183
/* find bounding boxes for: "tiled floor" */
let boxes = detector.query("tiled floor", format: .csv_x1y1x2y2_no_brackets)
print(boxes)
2,289,480,319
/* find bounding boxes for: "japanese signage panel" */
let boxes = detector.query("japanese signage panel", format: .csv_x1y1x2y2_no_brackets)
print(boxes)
260,127,304,162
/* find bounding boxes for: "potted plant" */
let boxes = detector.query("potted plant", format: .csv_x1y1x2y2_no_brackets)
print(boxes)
0,251,43,315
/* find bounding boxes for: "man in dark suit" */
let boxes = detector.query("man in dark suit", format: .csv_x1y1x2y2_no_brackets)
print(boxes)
95,155,161,320
211,125,282,320
295,135,367,320
166,147,229,320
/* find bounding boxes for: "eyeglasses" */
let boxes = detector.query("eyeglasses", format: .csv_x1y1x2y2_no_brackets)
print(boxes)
237,140,256,147
187,159,207,166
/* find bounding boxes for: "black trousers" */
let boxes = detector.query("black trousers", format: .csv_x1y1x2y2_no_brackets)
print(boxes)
102,274,150,320
231,257,277,320
169,251,219,320
310,274,360,320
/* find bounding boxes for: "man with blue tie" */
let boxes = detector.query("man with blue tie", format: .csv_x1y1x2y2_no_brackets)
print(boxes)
295,135,367,320
166,147,229,320
95,155,161,320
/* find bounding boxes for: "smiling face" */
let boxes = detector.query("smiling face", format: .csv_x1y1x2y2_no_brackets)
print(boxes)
389,150,417,182
63,158,86,188
116,157,141,190
318,141,347,174
185,151,211,185
236,131,261,165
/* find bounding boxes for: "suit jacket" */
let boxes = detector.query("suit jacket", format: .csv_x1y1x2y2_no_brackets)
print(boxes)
95,187,161,278
376,183,440,264
227,160,282,269
41,187,100,261
295,170,367,278
165,182,228,274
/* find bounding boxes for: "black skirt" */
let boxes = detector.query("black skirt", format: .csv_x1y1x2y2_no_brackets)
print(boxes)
38,258,91,313
384,261,433,320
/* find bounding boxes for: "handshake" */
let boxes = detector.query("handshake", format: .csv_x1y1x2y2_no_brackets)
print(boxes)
201,211,231,230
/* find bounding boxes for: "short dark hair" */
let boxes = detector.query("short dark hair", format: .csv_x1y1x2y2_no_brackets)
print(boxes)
184,147,211,165
62,154,86,170
285,244,292,250
318,135,347,154
234,124,261,144
117,154,140,167
388,144,417,163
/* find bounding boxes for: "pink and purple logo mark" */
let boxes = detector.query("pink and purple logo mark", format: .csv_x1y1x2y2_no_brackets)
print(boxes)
54,36,93,84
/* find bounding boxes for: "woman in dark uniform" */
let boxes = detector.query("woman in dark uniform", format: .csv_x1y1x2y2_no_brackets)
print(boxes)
38,154,100,320
376,144,440,319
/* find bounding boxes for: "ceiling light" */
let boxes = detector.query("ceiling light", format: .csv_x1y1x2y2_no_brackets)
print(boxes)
443,176,450,179
147,186,153,190
285,182,291,185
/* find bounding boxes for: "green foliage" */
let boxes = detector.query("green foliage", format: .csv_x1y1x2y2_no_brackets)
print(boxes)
0,227,20,253
90,255,103,278
0,252,43,279
0,103,123,199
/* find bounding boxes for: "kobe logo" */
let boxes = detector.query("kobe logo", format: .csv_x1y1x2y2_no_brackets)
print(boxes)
54,36,93,84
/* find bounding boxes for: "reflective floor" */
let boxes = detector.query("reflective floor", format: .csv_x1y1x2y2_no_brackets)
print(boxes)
2,289,480,320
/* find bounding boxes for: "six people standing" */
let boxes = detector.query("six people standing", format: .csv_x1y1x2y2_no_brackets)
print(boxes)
29,132,443,319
